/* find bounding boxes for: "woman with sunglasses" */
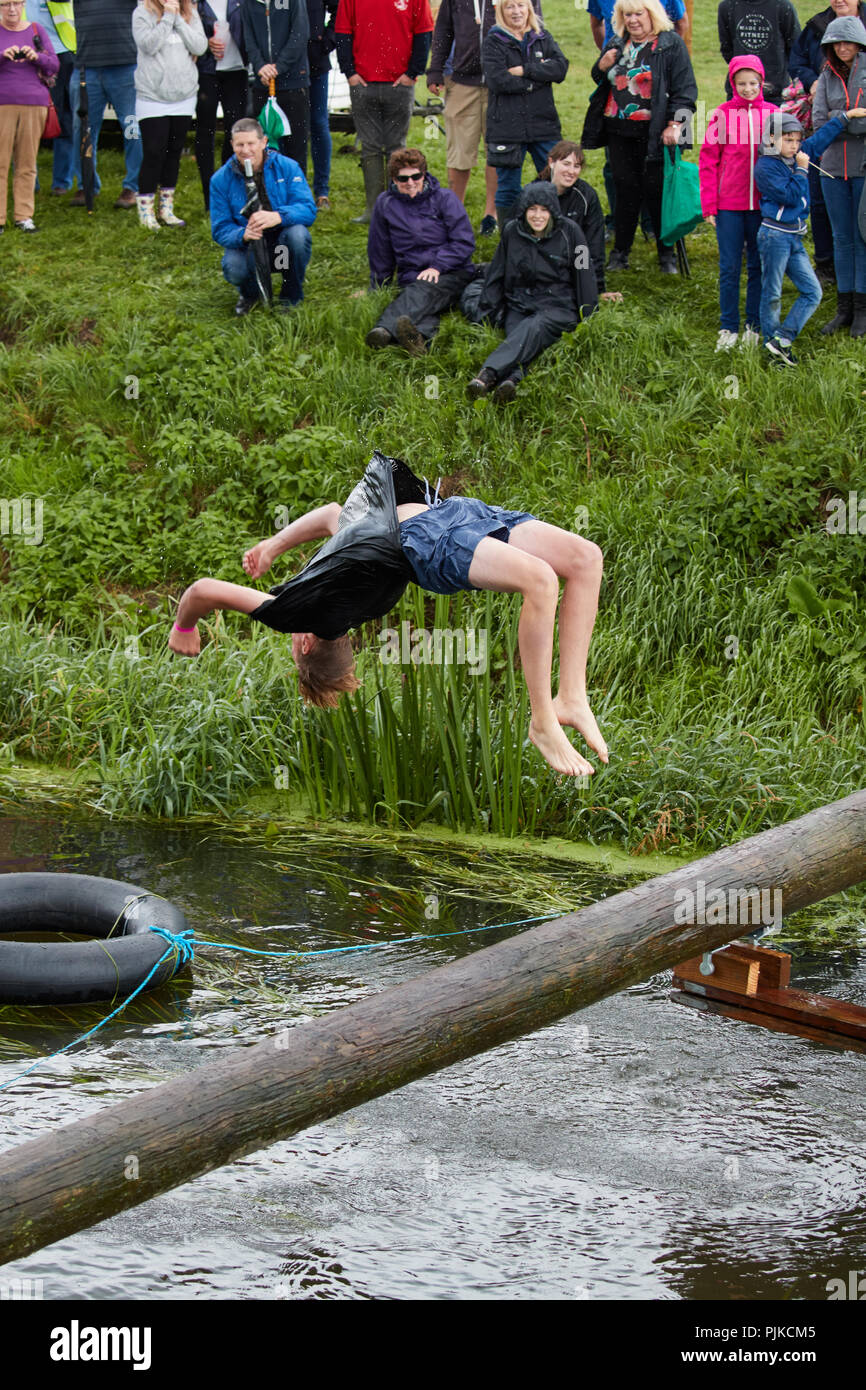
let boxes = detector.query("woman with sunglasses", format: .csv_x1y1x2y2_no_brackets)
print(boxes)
364,146,476,355
0,0,58,231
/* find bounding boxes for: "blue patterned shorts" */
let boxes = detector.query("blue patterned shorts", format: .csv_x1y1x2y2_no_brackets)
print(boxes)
398,497,536,595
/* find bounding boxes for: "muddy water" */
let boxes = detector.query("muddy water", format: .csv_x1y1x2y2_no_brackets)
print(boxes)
0,814,864,1301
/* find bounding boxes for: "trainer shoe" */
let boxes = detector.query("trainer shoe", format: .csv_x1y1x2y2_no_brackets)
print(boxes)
395,314,427,357
479,214,497,237
715,329,738,352
234,295,256,317
467,367,497,399
14,218,37,232
740,327,761,348
365,326,393,349
765,335,797,366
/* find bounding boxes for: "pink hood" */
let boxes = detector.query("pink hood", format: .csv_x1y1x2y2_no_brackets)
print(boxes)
699,56,779,215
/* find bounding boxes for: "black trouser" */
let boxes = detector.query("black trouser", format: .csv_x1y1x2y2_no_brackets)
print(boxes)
607,130,663,255
482,301,578,381
376,267,476,339
138,115,191,195
195,69,249,207
250,84,309,174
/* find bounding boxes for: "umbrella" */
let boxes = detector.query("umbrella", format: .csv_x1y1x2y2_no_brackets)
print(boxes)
258,78,291,151
78,73,95,213
240,157,273,306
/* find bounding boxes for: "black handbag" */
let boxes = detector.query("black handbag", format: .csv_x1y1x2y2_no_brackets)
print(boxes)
486,141,524,168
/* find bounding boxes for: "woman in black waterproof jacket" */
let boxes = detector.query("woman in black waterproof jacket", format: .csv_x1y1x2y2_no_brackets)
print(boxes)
466,180,598,402
241,0,310,170
581,0,696,274
195,0,248,209
482,0,568,230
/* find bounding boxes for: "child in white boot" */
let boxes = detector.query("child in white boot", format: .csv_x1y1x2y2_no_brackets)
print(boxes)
133,0,207,228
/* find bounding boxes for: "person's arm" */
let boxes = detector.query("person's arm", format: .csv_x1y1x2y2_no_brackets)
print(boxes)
717,0,732,65
240,0,267,74
477,231,508,320
270,157,318,226
587,0,605,52
243,503,343,579
482,31,530,93
272,0,309,79
333,0,356,77
803,111,858,159
780,0,800,57
664,35,698,137
811,73,830,131
427,0,453,88
427,191,476,271
367,202,397,286
590,38,620,85
698,109,722,218
406,30,431,79
788,26,819,92
210,172,247,250
132,7,176,55
522,31,568,86
176,8,209,55
581,183,607,293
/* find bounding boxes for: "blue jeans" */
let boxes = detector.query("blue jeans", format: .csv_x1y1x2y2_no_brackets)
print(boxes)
70,64,142,195
757,225,822,342
494,140,556,209
309,69,331,200
822,175,866,294
716,209,762,332
221,223,312,304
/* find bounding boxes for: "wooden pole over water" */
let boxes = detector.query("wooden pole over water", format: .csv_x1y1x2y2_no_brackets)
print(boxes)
1,790,865,1264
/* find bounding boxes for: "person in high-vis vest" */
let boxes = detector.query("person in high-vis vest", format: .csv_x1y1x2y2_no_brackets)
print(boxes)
25,0,75,192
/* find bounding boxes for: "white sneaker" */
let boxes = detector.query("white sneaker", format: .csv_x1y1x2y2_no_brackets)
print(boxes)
715,329,738,351
740,327,761,348
14,218,37,232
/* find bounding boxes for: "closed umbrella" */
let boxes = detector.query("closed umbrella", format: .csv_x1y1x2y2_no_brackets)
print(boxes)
240,157,273,306
258,77,291,151
78,73,95,213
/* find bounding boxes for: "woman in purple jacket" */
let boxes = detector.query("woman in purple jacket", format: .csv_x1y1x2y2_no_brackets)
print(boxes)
364,145,477,355
0,0,58,231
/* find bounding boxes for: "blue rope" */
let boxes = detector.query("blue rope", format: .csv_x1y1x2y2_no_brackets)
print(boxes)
0,914,557,1095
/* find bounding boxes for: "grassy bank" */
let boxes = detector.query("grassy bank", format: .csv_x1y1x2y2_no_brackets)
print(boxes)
0,0,864,853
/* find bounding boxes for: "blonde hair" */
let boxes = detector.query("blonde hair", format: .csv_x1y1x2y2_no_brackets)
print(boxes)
295,635,361,708
611,0,673,38
143,0,196,21
493,0,542,36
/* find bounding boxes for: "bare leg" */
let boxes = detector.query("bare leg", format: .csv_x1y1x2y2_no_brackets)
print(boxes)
168,577,269,656
484,163,497,219
467,536,594,777
507,521,608,763
447,167,471,202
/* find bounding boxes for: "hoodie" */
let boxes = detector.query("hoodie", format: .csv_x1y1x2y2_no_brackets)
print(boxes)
754,110,851,228
699,55,780,214
812,15,866,178
478,180,599,319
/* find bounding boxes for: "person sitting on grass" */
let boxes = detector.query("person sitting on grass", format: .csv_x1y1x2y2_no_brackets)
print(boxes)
209,116,316,316
167,451,607,779
364,147,477,357
754,105,866,364
466,179,598,402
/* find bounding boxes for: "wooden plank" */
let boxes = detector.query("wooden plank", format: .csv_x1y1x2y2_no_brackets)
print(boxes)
672,990,866,1056
676,978,866,1043
0,789,865,1265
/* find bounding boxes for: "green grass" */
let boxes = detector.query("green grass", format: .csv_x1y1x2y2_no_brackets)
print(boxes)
0,0,864,854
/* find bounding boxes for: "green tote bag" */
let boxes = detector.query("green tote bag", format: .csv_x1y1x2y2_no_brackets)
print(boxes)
660,146,704,246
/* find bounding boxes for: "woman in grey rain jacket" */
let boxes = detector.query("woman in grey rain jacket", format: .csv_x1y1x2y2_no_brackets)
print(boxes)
133,0,207,229
812,14,866,333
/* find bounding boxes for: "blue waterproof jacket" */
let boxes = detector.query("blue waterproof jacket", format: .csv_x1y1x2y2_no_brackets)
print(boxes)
210,149,316,250
754,113,848,228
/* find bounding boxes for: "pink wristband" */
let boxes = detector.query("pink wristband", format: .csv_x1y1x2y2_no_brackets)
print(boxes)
173,623,196,632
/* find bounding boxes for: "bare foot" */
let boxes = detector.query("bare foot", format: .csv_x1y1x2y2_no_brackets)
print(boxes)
528,719,594,777
552,695,609,763
168,625,201,657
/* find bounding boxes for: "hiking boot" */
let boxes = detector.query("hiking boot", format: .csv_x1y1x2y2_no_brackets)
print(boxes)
365,326,393,349
136,193,160,230
765,336,797,366
849,292,866,339
820,290,853,335
715,329,738,351
395,314,427,357
493,373,520,403
114,187,137,210
69,189,93,207
316,195,331,210
467,367,497,398
607,248,629,271
158,188,185,227
234,295,256,317
479,214,497,237
657,246,678,274
14,218,37,232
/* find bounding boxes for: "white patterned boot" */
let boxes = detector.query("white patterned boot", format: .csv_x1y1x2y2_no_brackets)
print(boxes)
158,188,185,227
136,193,161,230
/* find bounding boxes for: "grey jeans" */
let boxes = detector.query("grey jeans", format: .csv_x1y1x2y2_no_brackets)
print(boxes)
349,82,415,159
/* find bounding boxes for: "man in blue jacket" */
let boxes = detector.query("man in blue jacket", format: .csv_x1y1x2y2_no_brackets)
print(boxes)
365,147,476,354
210,119,317,315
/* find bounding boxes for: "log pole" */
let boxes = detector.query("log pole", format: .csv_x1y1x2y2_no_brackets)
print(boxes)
1,791,865,1264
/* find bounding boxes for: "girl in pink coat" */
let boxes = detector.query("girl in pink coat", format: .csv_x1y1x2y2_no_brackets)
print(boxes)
699,55,779,350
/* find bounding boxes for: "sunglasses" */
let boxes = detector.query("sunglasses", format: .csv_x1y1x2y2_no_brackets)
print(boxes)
395,171,424,183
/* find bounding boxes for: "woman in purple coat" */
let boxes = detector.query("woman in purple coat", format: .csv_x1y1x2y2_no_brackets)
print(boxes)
0,0,58,231
364,145,477,355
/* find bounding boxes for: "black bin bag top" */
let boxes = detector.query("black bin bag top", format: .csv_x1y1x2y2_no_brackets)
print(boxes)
251,451,430,641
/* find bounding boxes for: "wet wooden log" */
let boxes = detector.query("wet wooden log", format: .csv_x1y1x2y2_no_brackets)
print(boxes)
1,789,865,1263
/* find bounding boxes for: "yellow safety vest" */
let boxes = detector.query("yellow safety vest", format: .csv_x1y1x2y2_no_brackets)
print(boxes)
45,0,75,51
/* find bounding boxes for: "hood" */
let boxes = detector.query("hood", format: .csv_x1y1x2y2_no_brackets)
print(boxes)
514,180,561,222
728,53,766,84
821,15,866,45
